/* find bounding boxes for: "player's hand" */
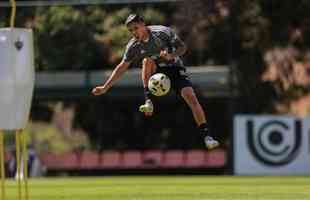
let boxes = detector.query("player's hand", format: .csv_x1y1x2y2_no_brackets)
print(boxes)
160,50,174,61
92,85,109,96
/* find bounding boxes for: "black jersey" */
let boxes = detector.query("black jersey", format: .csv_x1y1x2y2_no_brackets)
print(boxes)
122,25,184,68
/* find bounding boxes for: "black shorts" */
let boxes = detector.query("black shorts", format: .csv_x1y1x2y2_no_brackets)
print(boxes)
155,66,192,95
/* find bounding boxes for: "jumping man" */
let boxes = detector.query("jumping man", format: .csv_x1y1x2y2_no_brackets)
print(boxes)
92,14,219,149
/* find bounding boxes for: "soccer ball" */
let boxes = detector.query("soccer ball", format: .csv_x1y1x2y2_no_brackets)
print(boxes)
148,73,171,96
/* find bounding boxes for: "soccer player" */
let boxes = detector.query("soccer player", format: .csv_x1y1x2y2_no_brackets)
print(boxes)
92,14,219,149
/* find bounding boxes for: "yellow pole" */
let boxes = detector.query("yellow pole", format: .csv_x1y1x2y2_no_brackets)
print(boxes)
22,131,29,200
0,130,5,200
10,0,16,28
16,130,22,200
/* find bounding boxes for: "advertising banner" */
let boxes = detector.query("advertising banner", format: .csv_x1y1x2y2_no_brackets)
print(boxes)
234,115,310,175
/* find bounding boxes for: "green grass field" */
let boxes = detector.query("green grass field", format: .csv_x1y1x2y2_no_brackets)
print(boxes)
4,176,310,200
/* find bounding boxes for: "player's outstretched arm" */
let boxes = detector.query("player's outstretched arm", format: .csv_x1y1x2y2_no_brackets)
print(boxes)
92,61,130,96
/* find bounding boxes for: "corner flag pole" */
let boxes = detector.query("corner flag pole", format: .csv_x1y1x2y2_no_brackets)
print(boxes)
10,1,29,200
1,1,33,200
16,131,22,200
10,0,23,198
22,130,29,200
10,0,16,28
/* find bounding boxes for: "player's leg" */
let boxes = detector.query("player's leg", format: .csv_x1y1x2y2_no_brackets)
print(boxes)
180,87,206,125
141,58,157,88
139,58,157,116
180,87,219,149
171,67,219,149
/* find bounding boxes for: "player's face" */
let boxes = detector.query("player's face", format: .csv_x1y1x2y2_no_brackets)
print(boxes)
127,22,147,41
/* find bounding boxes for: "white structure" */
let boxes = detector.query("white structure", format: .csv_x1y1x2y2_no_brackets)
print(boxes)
0,28,34,130
234,115,310,175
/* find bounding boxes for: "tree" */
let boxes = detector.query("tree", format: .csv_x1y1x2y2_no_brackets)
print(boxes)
173,0,231,65
31,6,165,70
34,6,107,70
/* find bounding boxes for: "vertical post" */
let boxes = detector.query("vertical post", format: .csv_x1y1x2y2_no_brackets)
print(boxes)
22,131,29,200
227,0,239,175
0,130,5,200
15,130,22,200
10,0,16,28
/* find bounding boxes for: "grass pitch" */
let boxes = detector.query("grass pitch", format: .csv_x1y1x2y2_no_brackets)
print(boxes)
4,176,310,200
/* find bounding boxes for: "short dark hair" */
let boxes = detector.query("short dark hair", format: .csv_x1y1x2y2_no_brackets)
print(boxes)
125,14,144,26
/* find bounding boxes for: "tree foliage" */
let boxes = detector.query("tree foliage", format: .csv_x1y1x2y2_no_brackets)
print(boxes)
32,6,164,70
1,1,309,114
172,0,310,114
34,6,105,70
173,0,231,65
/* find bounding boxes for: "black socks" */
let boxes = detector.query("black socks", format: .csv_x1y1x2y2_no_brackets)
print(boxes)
199,123,210,137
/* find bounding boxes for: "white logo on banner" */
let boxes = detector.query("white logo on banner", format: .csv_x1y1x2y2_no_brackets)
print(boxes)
234,116,310,175
247,119,301,166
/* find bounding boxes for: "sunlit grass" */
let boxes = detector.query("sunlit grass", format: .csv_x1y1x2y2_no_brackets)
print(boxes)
4,176,310,200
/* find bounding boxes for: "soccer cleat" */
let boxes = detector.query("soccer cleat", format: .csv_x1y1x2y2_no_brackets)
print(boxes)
204,136,219,150
139,99,154,113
